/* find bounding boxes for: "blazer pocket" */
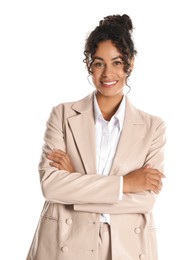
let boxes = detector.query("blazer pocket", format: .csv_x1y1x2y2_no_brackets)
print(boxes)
41,201,58,221
149,226,156,231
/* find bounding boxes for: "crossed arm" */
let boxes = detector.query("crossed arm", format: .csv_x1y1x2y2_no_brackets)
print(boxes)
40,106,166,214
47,149,165,195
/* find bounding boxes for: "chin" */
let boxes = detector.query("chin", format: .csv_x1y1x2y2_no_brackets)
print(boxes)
97,87,124,97
98,91,123,99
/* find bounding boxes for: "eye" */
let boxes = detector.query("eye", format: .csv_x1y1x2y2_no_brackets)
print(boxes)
92,61,105,68
113,60,123,66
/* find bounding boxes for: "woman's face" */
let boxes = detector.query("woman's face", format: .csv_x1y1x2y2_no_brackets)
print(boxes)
91,40,131,98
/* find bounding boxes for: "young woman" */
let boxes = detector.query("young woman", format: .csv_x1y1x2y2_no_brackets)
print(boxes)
27,14,166,260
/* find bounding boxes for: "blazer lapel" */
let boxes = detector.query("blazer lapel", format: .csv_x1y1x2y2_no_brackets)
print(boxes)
110,97,145,175
67,93,97,175
67,94,145,176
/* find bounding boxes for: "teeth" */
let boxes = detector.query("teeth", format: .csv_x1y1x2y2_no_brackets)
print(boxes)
103,81,116,85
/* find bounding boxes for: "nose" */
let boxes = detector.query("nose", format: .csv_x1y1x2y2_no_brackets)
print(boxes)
102,64,112,77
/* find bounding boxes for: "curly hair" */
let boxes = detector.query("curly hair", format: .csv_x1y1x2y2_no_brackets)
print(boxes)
83,14,137,81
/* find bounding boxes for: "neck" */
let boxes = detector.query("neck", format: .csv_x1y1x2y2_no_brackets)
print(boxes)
96,93,124,121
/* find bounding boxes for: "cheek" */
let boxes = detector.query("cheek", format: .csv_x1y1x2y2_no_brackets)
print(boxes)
92,71,101,84
118,71,127,82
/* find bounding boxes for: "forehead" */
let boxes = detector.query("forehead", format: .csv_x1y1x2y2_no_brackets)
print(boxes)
94,40,122,60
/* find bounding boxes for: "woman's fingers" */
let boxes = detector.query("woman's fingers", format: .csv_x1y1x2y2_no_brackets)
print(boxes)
46,149,75,172
123,166,165,193
144,170,164,192
47,152,69,165
148,178,163,193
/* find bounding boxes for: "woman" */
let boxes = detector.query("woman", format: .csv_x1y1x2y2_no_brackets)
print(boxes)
27,14,166,260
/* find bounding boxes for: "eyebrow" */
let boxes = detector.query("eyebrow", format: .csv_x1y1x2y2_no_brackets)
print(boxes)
93,56,123,61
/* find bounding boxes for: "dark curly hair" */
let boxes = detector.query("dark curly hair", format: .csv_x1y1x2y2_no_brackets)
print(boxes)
83,14,137,81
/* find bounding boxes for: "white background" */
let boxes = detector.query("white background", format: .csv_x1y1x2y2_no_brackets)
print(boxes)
0,0,185,259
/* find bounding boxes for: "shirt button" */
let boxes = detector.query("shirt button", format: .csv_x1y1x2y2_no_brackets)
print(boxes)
61,246,68,253
134,227,141,234
139,254,146,259
66,218,73,225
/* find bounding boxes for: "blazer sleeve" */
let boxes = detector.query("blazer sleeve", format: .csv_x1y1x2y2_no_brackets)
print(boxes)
74,119,166,214
39,106,121,205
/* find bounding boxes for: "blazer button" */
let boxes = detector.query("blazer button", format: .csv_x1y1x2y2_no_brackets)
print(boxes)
139,254,145,259
134,227,141,234
66,218,73,225
61,246,68,253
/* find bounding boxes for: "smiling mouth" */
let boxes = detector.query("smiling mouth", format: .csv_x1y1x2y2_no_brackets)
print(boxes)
101,81,117,88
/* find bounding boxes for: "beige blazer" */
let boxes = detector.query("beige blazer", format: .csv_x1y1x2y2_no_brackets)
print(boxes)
27,92,166,260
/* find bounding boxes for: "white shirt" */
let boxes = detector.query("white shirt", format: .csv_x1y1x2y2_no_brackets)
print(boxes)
94,92,126,223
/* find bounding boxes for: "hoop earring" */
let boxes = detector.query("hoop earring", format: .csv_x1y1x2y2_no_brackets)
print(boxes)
87,74,94,88
125,67,132,95
125,75,132,95
125,85,131,95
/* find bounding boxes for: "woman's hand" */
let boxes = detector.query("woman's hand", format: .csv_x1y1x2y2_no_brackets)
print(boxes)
47,149,75,173
123,164,165,194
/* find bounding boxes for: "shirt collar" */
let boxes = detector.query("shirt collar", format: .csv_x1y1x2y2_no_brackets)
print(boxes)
93,91,126,130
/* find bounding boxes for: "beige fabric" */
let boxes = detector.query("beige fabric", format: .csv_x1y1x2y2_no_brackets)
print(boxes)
26,92,166,260
98,223,111,260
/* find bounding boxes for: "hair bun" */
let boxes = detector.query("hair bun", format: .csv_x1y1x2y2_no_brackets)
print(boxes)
99,14,133,32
